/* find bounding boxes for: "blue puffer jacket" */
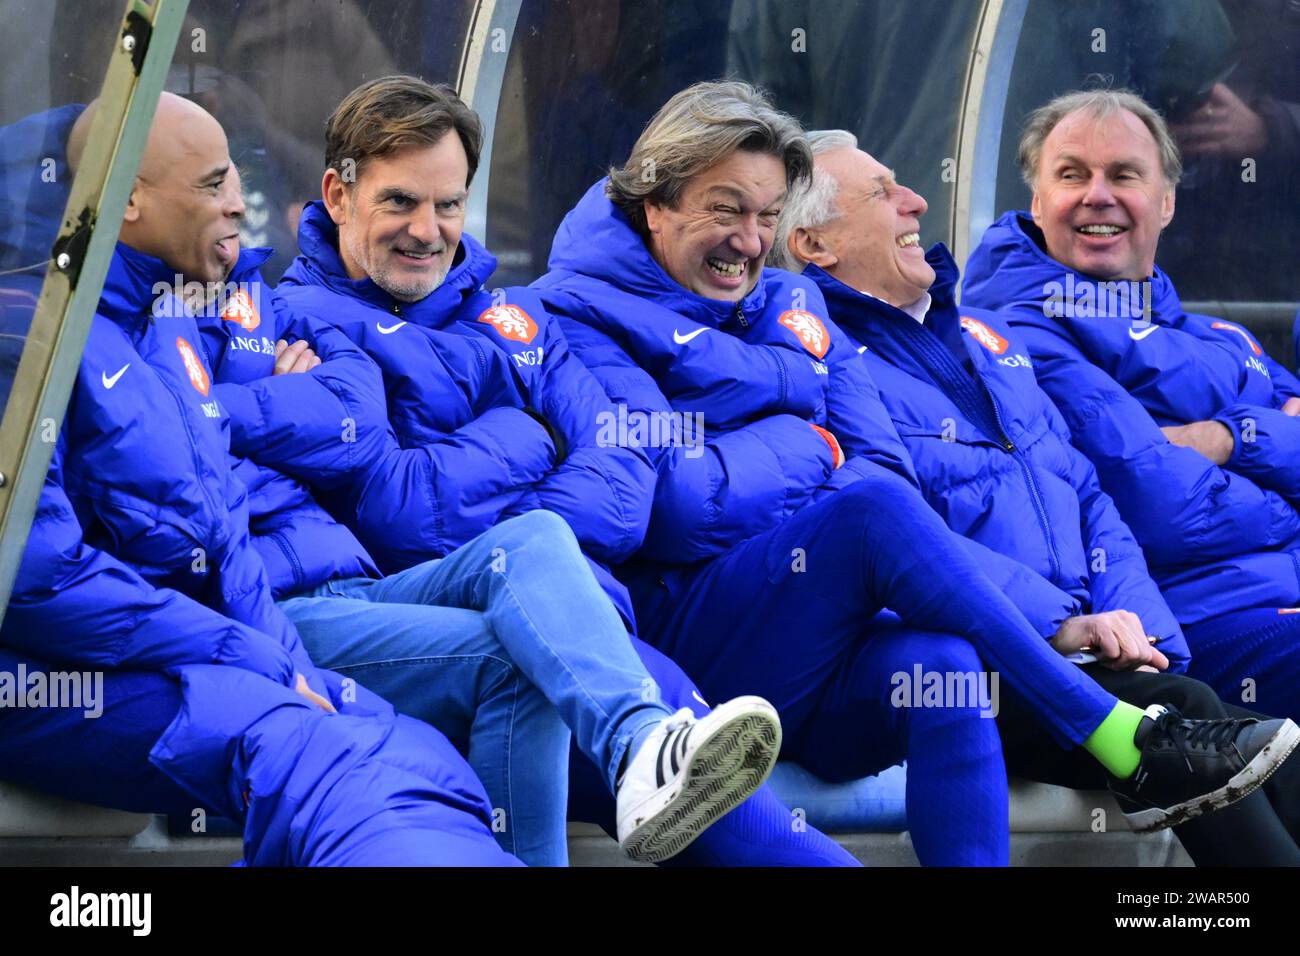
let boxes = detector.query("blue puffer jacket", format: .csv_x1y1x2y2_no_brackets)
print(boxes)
810,246,1188,667
963,212,1300,625
3,241,319,683
189,246,382,598
276,201,656,622
533,179,930,571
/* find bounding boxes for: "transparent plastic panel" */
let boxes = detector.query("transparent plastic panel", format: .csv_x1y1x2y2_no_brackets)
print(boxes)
0,0,135,419
484,0,984,287
164,0,478,282
991,0,1298,309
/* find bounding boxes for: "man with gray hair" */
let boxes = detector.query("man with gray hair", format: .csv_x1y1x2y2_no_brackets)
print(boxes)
533,80,1288,864
780,128,1300,864
963,88,1300,724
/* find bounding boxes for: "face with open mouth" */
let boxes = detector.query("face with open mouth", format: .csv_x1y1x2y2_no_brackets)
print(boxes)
798,146,935,309
643,149,788,302
120,94,246,286
1031,108,1175,283
325,134,469,302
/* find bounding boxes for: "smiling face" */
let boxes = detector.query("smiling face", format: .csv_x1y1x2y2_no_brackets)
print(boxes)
1030,108,1175,282
322,133,468,302
118,93,245,284
643,149,787,302
793,147,933,308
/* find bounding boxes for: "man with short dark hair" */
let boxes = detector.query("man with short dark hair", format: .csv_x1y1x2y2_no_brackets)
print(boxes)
963,88,1300,723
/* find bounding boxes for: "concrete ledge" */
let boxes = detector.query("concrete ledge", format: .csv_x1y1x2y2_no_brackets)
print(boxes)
563,822,1190,867
0,782,150,839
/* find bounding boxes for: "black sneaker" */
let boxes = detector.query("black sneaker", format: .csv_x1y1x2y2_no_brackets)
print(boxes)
1109,704,1300,833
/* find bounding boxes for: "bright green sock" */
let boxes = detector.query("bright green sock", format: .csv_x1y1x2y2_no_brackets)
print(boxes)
1082,701,1148,778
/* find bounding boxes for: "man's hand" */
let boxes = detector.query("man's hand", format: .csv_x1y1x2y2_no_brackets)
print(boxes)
1052,612,1170,672
274,339,322,375
1281,397,1300,417
295,673,336,713
1161,420,1234,465
1170,83,1268,158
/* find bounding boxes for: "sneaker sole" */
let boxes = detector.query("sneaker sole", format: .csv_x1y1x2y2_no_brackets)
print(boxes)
1124,717,1300,833
620,697,781,864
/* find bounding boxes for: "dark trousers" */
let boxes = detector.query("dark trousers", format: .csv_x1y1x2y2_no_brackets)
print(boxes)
998,663,1300,866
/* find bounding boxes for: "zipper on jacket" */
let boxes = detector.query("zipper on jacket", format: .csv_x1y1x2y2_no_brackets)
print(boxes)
734,302,749,328
269,530,306,592
468,338,490,380
981,379,1062,581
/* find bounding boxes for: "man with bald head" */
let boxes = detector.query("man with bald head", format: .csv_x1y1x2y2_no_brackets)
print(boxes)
69,93,244,286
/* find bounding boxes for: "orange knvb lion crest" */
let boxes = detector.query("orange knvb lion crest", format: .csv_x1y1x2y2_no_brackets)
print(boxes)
1211,322,1262,356
176,337,210,395
960,316,1009,355
220,288,260,331
478,304,538,344
777,310,829,359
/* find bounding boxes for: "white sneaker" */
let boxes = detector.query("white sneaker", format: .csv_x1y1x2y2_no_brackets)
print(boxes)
616,696,781,863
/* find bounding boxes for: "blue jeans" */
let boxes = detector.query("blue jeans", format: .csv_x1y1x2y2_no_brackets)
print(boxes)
278,510,673,866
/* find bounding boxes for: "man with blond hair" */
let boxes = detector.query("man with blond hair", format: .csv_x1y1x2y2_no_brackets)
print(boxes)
963,88,1300,722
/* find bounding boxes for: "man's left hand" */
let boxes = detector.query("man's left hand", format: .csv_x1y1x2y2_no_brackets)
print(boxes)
274,338,322,375
1161,420,1234,465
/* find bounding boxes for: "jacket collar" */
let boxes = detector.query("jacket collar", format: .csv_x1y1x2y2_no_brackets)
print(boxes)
98,242,179,330
965,210,1183,320
806,243,958,331
288,199,494,325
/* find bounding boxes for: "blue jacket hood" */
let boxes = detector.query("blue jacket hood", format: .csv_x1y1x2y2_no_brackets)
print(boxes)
0,104,84,271
288,199,496,323
97,240,192,336
962,210,1182,319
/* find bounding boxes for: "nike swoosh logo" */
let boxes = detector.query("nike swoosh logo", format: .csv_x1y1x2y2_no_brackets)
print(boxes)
1128,325,1159,341
377,321,407,334
101,363,129,389
691,689,709,708
673,327,709,345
